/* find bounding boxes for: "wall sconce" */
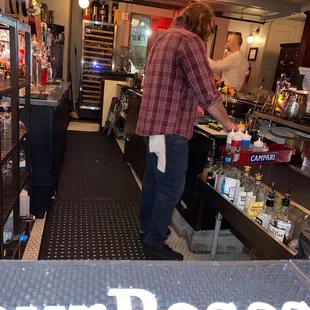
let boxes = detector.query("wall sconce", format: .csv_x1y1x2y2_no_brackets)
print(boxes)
247,27,260,44
79,0,90,9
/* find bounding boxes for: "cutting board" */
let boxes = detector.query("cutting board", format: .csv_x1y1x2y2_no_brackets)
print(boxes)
196,124,227,136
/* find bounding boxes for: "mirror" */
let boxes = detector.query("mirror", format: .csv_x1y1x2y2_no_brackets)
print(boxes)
129,14,151,72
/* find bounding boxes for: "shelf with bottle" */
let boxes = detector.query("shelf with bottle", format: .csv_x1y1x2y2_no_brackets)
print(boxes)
3,217,32,259
200,152,310,257
1,115,29,164
2,168,30,227
198,178,296,259
221,128,294,166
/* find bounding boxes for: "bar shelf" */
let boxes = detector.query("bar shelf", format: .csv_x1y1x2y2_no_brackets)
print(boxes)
1,129,29,164
254,111,310,134
197,176,299,260
0,13,31,259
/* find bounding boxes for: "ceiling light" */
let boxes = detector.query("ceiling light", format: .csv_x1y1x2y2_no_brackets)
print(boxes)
79,0,89,9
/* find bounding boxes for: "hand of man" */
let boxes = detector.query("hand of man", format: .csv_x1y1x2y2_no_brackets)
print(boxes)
224,122,239,132
196,106,204,117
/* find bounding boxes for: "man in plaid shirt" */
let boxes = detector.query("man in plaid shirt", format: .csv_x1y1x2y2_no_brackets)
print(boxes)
136,2,238,260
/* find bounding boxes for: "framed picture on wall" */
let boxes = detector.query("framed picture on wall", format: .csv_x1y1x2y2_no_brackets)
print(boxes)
248,47,259,61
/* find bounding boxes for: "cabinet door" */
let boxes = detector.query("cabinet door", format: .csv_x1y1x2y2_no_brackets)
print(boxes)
125,92,141,137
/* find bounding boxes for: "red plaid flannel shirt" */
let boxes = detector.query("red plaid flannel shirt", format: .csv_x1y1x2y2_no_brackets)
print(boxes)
136,22,221,139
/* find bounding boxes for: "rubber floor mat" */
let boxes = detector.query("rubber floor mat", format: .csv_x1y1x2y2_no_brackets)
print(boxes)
66,131,123,156
57,153,141,199
39,199,146,260
39,131,144,260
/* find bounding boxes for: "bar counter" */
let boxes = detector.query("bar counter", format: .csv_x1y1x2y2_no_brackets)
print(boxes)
19,81,72,107
121,87,310,245
20,82,71,218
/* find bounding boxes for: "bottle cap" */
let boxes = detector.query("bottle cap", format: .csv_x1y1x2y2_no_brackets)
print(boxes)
254,137,264,147
225,156,232,163
242,131,252,141
232,131,242,141
255,173,263,181
244,165,251,172
227,130,235,137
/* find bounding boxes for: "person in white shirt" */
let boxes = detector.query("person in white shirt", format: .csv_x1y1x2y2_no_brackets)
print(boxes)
208,32,248,91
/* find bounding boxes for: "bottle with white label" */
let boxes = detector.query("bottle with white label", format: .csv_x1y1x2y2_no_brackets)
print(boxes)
256,182,276,229
246,170,265,219
226,130,235,151
202,150,217,186
234,165,255,210
224,148,241,201
253,137,264,152
269,185,293,243
214,155,224,190
216,153,232,194
241,131,252,152
231,131,242,153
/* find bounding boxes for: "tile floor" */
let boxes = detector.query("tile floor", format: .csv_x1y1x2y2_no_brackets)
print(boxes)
22,217,46,260
22,122,249,261
67,121,100,132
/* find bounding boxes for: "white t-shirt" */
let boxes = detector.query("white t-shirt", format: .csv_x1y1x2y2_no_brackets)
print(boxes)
208,51,248,91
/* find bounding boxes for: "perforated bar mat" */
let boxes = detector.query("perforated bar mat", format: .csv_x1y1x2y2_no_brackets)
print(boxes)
39,199,145,260
39,131,143,260
57,153,141,199
0,260,309,310
66,131,123,156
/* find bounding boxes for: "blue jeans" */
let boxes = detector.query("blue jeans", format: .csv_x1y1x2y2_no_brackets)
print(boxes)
140,134,189,247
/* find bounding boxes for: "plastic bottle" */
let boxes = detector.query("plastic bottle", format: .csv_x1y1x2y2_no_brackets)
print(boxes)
231,130,242,153
226,130,235,151
253,137,264,152
241,131,252,152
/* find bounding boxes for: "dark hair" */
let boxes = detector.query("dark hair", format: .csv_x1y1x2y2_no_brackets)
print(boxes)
229,32,243,46
175,2,214,41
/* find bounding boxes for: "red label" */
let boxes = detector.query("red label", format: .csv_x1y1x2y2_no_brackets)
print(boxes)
231,140,241,147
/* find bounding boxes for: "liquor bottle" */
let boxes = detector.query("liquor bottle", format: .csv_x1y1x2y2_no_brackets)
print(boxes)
224,148,241,201
234,165,254,210
216,153,232,194
214,155,224,189
91,0,99,21
255,182,276,229
269,185,293,243
201,150,217,186
246,168,265,220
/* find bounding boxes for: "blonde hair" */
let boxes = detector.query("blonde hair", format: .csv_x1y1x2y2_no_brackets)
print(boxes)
175,2,214,41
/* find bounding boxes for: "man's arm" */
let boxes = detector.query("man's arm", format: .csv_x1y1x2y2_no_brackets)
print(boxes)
208,56,231,72
207,101,238,132
179,36,236,130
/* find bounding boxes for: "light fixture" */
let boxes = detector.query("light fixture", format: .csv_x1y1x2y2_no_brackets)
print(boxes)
247,35,254,44
145,29,152,36
247,27,260,44
131,19,140,27
78,0,89,9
